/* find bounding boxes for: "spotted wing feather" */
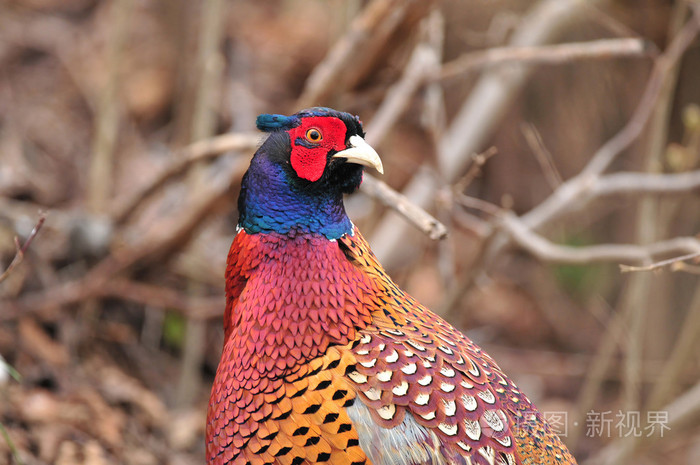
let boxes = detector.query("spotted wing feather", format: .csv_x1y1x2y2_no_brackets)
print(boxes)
338,229,576,465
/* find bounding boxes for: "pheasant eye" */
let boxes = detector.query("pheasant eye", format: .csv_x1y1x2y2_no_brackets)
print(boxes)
306,128,322,142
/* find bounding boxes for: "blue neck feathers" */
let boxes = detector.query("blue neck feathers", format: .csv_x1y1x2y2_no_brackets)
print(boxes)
237,154,353,240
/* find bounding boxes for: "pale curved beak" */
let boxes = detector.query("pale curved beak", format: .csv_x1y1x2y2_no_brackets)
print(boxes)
332,135,384,174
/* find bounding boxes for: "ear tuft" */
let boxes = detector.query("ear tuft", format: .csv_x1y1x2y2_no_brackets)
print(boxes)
256,113,299,132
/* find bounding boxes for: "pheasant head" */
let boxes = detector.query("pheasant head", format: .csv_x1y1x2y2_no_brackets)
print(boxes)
238,107,383,240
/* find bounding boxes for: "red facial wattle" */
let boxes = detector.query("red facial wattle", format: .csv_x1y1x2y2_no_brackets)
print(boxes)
287,116,347,182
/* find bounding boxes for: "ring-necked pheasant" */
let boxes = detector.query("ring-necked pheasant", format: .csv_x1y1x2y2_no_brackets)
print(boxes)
207,107,577,465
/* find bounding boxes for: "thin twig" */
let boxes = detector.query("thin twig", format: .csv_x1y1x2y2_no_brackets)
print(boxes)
521,122,562,189
0,212,46,284
501,212,700,265
592,170,700,196
535,169,700,219
619,251,700,273
454,193,502,217
365,13,441,147
453,147,498,193
361,174,448,240
297,0,417,107
582,3,646,40
438,38,653,81
454,195,700,266
457,170,700,210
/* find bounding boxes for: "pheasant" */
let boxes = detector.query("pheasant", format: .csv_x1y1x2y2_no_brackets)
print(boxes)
207,107,577,465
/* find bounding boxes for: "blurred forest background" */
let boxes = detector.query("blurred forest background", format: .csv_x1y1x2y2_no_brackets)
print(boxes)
1,0,700,464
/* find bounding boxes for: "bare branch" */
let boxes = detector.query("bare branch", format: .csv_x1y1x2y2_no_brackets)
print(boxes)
437,6,700,321
619,251,700,273
455,194,700,267
583,4,647,39
489,199,700,266
297,0,429,108
371,0,608,267
365,11,442,147
500,211,700,265
361,175,448,240
444,7,700,319
581,9,700,178
592,170,700,196
0,212,46,284
510,170,700,236
521,123,562,189
453,147,498,193
452,208,493,238
517,12,700,233
439,38,653,81
454,193,502,217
